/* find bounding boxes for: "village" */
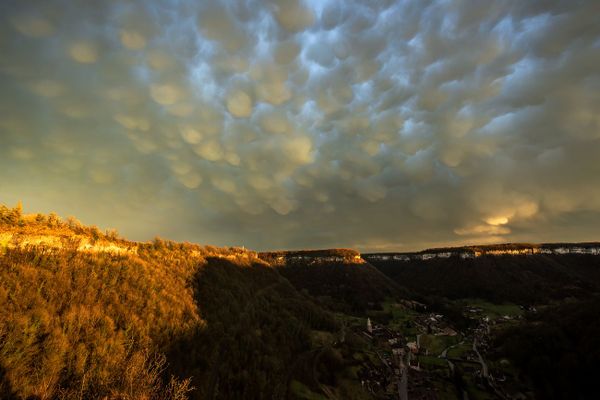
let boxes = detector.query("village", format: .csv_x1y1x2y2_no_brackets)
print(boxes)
351,301,528,400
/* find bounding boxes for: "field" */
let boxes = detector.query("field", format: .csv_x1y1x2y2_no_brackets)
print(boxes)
418,355,448,368
447,343,471,359
461,299,523,319
419,334,461,356
289,380,327,400
380,300,420,337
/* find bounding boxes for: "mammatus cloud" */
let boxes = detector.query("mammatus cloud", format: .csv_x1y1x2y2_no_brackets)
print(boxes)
1,0,599,251
68,41,99,64
227,90,254,118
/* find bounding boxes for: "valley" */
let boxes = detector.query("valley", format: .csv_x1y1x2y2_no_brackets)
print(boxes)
287,298,528,399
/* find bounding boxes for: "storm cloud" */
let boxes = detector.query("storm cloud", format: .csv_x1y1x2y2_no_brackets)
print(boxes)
1,0,599,251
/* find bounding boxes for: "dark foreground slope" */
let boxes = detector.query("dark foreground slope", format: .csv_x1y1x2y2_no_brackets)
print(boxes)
366,252,600,304
492,296,600,400
168,257,337,399
0,205,337,400
259,249,404,312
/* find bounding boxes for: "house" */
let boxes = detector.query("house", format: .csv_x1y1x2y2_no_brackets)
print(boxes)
407,341,419,354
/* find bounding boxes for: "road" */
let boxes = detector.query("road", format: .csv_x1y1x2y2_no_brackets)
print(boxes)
397,351,409,400
472,339,489,378
440,340,464,359
473,339,508,399
375,349,408,400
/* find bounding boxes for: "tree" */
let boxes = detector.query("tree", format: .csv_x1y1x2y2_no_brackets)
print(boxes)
106,228,119,240
47,212,60,227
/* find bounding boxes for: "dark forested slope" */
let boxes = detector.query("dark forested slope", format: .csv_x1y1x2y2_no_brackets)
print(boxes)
492,296,600,399
168,257,337,399
366,253,600,304
259,249,404,312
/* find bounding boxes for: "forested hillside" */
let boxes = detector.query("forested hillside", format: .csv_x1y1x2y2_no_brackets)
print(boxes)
168,257,337,399
259,250,404,312
0,205,337,400
368,253,600,304
492,297,600,399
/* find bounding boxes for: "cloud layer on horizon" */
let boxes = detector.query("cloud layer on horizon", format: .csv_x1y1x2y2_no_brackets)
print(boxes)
1,0,599,251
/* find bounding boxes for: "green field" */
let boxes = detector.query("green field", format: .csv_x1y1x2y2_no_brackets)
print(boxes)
462,299,523,319
381,300,420,336
311,330,337,346
418,355,448,368
335,312,367,328
289,380,328,400
419,334,461,356
447,343,472,359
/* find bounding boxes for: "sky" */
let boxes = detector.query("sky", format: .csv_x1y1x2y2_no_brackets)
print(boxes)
1,0,599,252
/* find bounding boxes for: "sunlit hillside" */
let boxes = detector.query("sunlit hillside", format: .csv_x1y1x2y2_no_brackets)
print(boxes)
0,204,336,399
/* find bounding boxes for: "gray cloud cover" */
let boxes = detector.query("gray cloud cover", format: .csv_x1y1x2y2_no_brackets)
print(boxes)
1,0,599,251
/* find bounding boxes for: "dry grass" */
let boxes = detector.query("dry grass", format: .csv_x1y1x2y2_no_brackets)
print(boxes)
0,204,261,399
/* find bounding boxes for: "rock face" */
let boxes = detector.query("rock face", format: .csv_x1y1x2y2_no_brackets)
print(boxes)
364,242,600,263
0,231,137,255
259,248,364,266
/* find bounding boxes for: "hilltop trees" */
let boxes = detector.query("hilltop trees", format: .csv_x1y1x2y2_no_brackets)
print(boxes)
0,203,22,225
0,204,121,246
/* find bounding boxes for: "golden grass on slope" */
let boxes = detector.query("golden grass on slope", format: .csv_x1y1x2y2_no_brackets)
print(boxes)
0,204,262,399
